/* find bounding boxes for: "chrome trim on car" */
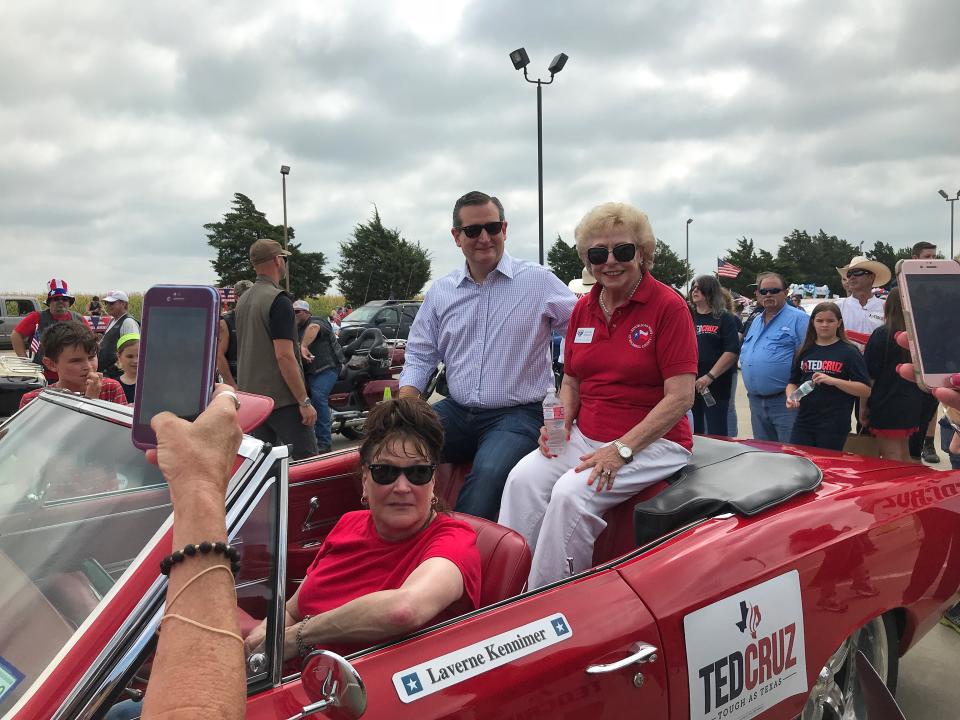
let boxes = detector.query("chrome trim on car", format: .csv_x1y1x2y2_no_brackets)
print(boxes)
47,441,277,719
270,453,290,687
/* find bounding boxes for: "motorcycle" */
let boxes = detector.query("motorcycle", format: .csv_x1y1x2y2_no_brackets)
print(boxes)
329,328,404,439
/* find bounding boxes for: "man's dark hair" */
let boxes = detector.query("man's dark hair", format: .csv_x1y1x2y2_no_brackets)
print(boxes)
452,191,505,228
40,320,98,362
912,241,936,257
755,271,787,290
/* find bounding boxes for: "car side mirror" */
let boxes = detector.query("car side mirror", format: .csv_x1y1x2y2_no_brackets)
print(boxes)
299,650,367,719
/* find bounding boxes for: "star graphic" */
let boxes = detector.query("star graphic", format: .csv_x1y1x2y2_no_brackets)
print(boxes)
552,618,569,636
402,673,422,694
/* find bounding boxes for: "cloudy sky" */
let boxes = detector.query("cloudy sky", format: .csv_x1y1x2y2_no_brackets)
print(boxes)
2,0,958,295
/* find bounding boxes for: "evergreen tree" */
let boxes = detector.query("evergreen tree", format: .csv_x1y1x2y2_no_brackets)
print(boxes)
775,229,858,296
865,241,912,286
721,237,774,295
651,239,693,289
204,193,332,298
547,235,582,284
336,208,431,306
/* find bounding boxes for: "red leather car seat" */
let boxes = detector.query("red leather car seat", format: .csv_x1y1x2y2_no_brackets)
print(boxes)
451,512,531,607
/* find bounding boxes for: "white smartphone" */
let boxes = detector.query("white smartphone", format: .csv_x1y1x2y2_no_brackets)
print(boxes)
897,258,960,392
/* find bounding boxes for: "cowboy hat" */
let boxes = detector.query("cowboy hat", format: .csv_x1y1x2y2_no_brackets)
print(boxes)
836,255,891,287
567,267,597,295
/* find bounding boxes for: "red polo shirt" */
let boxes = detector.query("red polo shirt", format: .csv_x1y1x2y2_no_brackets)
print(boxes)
564,273,697,449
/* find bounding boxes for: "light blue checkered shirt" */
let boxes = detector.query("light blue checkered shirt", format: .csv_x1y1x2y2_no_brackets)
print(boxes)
400,251,576,409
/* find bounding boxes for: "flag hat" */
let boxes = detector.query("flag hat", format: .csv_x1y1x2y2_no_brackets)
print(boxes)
46,278,75,304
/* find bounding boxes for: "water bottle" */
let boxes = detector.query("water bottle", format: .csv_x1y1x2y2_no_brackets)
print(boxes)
789,380,815,404
543,387,566,454
699,387,717,407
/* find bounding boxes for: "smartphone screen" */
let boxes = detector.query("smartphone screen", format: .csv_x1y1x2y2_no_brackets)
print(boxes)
907,274,960,374
137,306,210,423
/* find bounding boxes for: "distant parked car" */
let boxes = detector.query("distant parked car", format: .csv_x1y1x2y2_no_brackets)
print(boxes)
339,300,422,345
0,296,41,349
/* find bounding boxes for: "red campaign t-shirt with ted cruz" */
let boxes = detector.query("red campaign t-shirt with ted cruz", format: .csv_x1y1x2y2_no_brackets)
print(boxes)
564,273,698,450
297,511,481,624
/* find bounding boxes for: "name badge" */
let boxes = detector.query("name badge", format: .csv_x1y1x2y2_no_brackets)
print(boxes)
574,328,595,344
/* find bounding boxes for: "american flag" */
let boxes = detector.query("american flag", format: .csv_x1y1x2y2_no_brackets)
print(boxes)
219,287,236,303
717,258,741,279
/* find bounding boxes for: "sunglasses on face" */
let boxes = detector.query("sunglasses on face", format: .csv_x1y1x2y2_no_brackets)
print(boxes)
846,269,872,278
457,222,505,239
757,287,783,295
586,243,637,265
368,463,437,486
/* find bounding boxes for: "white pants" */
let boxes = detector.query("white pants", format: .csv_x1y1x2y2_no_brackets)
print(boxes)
498,425,690,589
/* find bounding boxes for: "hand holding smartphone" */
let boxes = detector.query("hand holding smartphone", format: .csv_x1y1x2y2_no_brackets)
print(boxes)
896,259,960,392
132,285,221,450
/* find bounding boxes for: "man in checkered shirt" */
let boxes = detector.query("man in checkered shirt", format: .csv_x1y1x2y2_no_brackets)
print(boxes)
399,191,576,520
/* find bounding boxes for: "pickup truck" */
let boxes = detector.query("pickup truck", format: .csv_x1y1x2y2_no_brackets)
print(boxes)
0,296,41,349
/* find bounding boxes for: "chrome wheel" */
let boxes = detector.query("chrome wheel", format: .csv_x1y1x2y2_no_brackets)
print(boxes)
801,615,897,720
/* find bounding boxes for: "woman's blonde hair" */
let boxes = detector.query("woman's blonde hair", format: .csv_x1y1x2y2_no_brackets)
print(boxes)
574,202,656,267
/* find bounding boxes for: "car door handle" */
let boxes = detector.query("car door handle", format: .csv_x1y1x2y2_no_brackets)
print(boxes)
585,642,658,674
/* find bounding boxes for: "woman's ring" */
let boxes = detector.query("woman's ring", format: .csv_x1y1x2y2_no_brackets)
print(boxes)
218,390,241,410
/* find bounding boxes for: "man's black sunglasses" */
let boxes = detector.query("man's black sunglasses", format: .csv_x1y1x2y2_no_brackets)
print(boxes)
457,222,505,239
586,243,637,265
846,269,872,278
758,287,784,295
368,463,437,486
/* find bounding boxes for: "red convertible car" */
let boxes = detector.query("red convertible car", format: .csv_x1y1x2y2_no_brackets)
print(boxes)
1,390,958,719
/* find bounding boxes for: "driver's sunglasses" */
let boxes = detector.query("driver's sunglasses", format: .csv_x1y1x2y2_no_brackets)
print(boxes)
457,222,505,239
368,463,437,486
846,269,872,278
758,287,784,295
587,243,637,265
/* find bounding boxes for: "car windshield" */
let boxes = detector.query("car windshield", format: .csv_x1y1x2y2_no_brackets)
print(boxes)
342,305,383,322
0,396,171,715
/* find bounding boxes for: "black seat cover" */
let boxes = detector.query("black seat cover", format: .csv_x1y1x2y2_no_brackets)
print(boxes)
634,436,822,546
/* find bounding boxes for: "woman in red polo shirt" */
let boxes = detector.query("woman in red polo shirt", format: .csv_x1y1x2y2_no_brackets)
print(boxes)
244,398,480,659
499,202,697,589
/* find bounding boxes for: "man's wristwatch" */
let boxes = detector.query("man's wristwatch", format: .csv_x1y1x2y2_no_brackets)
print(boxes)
299,397,312,408
613,440,633,464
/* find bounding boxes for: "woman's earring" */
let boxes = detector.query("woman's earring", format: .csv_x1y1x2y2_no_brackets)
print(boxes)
360,494,368,506
430,496,438,507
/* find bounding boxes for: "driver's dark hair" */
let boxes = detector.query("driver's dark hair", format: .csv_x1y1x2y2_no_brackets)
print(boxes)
360,398,445,467
452,191,505,228
40,320,97,362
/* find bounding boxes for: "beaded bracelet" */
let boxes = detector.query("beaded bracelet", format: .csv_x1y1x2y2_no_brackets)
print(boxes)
160,541,241,576
296,615,315,657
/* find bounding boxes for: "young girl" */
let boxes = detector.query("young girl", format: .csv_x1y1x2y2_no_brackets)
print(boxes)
862,289,927,461
786,302,871,451
115,333,140,404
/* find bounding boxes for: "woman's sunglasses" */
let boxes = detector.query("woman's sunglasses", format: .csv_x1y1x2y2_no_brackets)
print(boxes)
586,243,637,265
368,463,437,486
457,222,505,239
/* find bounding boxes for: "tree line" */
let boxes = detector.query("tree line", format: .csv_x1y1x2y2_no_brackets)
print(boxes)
205,193,921,304
205,193,431,305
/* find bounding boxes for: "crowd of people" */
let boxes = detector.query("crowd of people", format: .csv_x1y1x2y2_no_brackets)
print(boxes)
9,191,960,717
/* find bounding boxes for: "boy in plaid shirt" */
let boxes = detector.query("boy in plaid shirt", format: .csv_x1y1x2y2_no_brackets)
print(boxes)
19,321,127,409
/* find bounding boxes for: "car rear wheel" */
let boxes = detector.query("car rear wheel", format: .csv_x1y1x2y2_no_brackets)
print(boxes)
800,614,898,720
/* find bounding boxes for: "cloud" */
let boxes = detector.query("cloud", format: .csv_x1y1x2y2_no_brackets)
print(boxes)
1,0,958,295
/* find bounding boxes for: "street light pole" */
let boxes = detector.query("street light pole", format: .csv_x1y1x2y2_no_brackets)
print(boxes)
280,165,290,293
510,48,569,265
939,189,959,259
686,218,693,292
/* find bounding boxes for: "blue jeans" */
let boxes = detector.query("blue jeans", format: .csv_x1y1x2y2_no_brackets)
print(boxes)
433,398,542,521
728,373,739,437
939,417,960,470
692,394,730,437
748,392,798,442
308,368,338,448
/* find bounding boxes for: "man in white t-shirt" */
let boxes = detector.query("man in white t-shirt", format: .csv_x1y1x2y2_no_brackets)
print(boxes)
834,256,890,351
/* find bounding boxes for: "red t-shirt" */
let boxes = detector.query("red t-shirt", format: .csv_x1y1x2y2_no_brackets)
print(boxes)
14,310,93,381
564,274,697,449
19,379,128,409
298,510,481,621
